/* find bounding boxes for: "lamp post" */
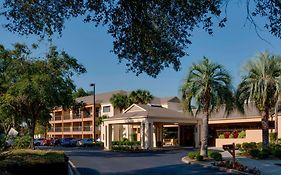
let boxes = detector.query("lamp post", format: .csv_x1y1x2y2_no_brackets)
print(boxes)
90,83,96,141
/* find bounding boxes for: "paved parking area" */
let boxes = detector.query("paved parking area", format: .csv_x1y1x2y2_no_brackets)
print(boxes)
64,148,235,175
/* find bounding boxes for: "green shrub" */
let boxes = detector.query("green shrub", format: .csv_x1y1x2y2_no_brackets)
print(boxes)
256,142,263,150
258,149,270,159
14,135,31,149
273,148,281,159
229,133,234,138
131,133,137,142
249,149,260,158
188,151,199,159
238,131,246,138
236,143,242,150
209,151,222,161
218,134,224,139
242,142,257,153
196,154,204,161
270,132,277,143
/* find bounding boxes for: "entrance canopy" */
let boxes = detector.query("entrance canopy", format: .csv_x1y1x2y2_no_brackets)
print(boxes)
103,104,201,150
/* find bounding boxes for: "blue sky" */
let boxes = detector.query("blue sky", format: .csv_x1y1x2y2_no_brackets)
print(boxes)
1,2,281,97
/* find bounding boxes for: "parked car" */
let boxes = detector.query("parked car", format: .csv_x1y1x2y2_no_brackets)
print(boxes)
34,138,44,146
42,139,52,146
60,138,75,146
77,138,94,147
70,138,81,146
52,138,61,146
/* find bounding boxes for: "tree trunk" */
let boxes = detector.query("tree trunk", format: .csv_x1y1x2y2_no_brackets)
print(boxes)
275,101,279,143
29,117,36,149
261,108,269,148
200,113,209,157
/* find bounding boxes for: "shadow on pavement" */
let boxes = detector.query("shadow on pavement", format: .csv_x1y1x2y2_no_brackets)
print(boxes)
77,164,235,175
67,149,194,158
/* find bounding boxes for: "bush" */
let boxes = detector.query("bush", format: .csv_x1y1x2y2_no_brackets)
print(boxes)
258,149,270,159
256,142,263,150
233,130,239,138
131,133,137,142
238,131,246,138
273,148,281,159
209,151,222,161
188,151,199,159
249,149,260,158
218,134,224,139
224,132,231,138
236,143,242,150
242,142,257,153
196,154,204,161
229,133,234,138
270,132,277,143
14,135,31,149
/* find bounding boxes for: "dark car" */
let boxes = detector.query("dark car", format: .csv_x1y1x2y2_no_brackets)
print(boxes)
60,138,75,146
51,138,61,146
34,138,44,146
77,138,94,147
70,138,81,146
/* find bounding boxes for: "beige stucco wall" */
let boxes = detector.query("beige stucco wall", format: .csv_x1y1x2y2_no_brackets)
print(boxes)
215,130,262,147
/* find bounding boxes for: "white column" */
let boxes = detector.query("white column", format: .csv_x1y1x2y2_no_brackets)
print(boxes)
152,123,156,148
144,121,153,149
105,124,112,150
140,122,145,149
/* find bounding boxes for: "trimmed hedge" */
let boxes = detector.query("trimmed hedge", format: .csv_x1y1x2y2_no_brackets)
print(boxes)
0,149,68,175
187,151,199,159
209,151,222,161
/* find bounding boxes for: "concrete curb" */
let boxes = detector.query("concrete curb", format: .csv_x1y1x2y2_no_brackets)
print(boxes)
181,157,252,175
68,160,81,175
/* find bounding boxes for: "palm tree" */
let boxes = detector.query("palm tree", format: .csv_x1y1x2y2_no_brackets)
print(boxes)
181,57,234,157
129,89,153,104
110,93,130,113
236,52,281,148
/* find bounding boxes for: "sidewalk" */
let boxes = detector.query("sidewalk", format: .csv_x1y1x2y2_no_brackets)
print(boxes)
220,149,281,175
182,148,281,175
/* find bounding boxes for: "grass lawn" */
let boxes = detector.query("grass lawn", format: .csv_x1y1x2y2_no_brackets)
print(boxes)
0,149,68,175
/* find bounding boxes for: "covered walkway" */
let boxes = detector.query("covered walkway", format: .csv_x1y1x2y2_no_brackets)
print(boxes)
103,104,201,150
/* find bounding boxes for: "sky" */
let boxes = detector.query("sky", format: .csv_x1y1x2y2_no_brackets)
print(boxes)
1,2,281,97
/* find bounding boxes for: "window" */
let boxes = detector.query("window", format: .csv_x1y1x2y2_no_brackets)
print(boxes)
103,106,110,113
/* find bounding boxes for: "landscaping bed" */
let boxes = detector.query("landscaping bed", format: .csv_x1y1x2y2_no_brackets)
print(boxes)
0,149,68,175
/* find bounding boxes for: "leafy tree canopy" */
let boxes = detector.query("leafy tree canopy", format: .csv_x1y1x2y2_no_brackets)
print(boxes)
3,1,280,77
73,88,91,99
0,43,86,147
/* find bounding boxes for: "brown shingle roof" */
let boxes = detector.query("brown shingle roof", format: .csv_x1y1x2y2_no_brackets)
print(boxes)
75,90,127,104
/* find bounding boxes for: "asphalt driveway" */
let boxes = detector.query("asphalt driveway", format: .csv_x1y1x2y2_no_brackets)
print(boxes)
65,148,235,175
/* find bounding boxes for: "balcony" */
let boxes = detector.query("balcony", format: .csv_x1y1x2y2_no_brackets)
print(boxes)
55,116,62,121
63,127,71,132
63,115,71,120
73,114,81,119
83,126,92,131
54,127,62,132
73,126,82,131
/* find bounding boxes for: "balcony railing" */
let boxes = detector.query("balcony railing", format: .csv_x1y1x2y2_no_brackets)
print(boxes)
73,114,81,119
83,126,92,131
55,116,62,121
63,115,71,120
73,126,82,131
54,127,62,132
63,127,71,132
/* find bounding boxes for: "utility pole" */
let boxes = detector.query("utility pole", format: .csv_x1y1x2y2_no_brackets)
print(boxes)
90,83,96,141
